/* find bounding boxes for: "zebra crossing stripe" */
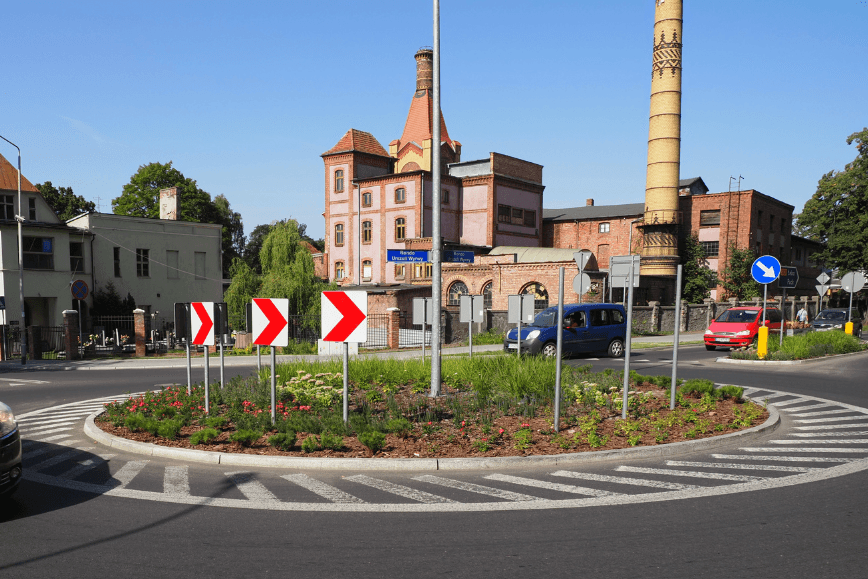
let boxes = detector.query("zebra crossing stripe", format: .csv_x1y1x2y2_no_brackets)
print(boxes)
109,461,149,488
794,423,868,430
18,410,100,422
790,409,861,418
769,439,868,444
22,426,74,437
412,475,541,502
281,474,365,504
711,454,856,463
665,461,819,473
769,398,812,407
795,416,868,424
164,465,191,496
28,433,73,443
616,466,766,482
28,447,95,471
739,447,868,453
551,470,701,490
483,473,623,497
345,475,455,503
777,403,835,412
225,472,280,503
788,431,868,437
58,453,116,480
18,416,87,427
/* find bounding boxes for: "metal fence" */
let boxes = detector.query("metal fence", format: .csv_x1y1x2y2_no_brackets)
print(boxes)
398,312,432,348
287,315,320,344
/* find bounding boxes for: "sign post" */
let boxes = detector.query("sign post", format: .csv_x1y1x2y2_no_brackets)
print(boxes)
508,294,535,356
71,280,88,349
751,256,782,359
670,264,682,410
321,291,367,423
459,295,484,358
778,266,799,347
816,272,831,311
840,272,866,335
175,303,192,394
621,260,635,420
413,298,434,359
191,301,216,413
610,255,641,304
252,298,289,423
554,267,565,432
573,251,592,304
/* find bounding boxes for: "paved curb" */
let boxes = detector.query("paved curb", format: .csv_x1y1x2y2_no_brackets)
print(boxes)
83,399,780,471
715,348,868,366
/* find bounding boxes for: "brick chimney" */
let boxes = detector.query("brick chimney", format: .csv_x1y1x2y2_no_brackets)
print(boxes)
415,48,433,92
159,187,179,220
586,199,594,206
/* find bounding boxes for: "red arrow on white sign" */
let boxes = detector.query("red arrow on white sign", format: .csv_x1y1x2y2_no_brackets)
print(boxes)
252,298,289,346
321,291,367,343
191,302,215,346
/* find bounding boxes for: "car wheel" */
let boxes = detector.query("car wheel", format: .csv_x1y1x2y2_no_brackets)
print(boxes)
705,344,716,351
608,338,624,358
541,342,557,357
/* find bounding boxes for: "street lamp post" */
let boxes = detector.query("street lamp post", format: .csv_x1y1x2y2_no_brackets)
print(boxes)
430,0,442,397
0,135,26,365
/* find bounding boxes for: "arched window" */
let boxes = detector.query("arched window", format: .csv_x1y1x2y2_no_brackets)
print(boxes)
482,282,493,310
447,280,468,306
362,191,372,207
335,261,345,280
362,259,372,280
395,218,406,241
395,187,406,203
362,221,372,243
334,169,344,193
334,223,344,246
522,282,549,311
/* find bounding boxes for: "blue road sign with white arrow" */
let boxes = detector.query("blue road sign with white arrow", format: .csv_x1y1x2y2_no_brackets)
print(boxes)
751,255,781,284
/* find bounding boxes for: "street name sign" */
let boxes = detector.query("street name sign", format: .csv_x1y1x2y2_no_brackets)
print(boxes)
778,266,799,289
443,250,474,263
387,250,429,263
751,255,781,284
191,302,215,346
321,291,367,343
251,298,289,347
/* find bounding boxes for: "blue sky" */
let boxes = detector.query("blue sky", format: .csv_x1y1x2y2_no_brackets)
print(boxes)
2,1,865,240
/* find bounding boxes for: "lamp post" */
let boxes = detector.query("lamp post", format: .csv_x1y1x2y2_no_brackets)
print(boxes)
354,182,361,286
0,135,26,365
429,0,443,397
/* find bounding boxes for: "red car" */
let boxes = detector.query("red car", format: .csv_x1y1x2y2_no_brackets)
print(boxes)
704,306,785,351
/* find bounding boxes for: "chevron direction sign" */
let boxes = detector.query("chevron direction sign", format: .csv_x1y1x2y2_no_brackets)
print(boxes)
191,302,215,346
251,298,289,347
321,291,367,343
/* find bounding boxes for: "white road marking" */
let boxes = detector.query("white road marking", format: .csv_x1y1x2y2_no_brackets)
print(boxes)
21,426,74,437
752,393,791,401
616,466,766,482
164,465,191,496
18,415,90,427
58,453,116,480
28,447,95,471
739,447,868,453
777,403,835,412
484,473,623,497
769,439,868,444
551,470,701,490
769,398,812,407
0,377,49,384
794,423,868,430
225,472,280,503
345,475,455,503
109,461,149,488
788,431,868,437
790,409,861,418
412,475,540,502
635,359,651,362
28,434,73,443
281,474,365,504
795,416,868,424
665,460,819,472
711,454,856,463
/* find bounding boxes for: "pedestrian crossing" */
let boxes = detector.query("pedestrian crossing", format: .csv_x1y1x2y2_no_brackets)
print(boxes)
14,388,868,512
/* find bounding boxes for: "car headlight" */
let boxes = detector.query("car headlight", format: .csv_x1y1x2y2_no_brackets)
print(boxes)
526,330,540,341
735,330,751,336
705,329,714,335
0,402,17,437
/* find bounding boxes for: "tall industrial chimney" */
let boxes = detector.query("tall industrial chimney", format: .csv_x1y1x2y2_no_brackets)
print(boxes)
640,0,683,276
415,48,433,92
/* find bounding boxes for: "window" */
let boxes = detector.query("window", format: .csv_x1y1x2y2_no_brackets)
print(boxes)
136,248,150,277
362,191,372,207
707,271,719,289
599,222,610,233
28,198,36,221
69,242,84,273
757,210,763,228
167,250,179,279
334,169,344,193
524,210,536,228
414,262,432,279
700,241,719,257
194,252,206,280
780,218,787,235
395,187,406,203
335,261,345,280
362,221,372,243
482,282,493,310
23,236,54,270
522,282,549,310
794,247,803,262
700,210,721,226
590,309,609,327
362,259,372,280
447,281,468,306
394,264,405,279
498,204,510,224
511,207,523,225
113,247,121,277
334,223,344,246
442,189,450,204
607,309,625,324
769,214,775,232
395,218,406,241
1,195,13,220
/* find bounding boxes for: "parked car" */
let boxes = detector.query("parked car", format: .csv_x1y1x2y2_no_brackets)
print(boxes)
503,303,627,358
704,306,785,351
0,401,22,498
810,308,863,338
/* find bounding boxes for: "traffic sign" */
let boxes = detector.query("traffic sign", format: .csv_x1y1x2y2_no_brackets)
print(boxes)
459,295,485,323
841,272,866,293
443,250,475,264
321,291,367,343
191,302,215,346
0,297,5,311
251,298,289,347
387,250,429,263
507,294,535,324
413,297,434,326
573,250,592,270
817,272,830,285
815,284,830,298
751,255,781,284
610,255,641,288
572,273,591,295
71,279,89,300
778,266,799,289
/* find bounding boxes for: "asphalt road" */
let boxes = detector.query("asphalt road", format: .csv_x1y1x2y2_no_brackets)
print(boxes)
1,347,867,578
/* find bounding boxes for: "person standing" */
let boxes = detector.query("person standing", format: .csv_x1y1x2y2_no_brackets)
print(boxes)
797,306,808,324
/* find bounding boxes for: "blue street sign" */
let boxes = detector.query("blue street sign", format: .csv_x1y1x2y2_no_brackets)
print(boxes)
751,255,781,285
443,250,475,264
387,249,429,263
0,297,5,311
71,279,89,300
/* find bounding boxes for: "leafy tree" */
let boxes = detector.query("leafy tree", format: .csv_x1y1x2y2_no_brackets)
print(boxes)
244,219,321,274
720,244,761,300
91,281,136,317
223,259,260,330
214,194,246,277
35,182,95,220
797,128,868,272
680,234,712,304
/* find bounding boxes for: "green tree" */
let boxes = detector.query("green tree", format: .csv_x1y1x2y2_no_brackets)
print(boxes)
244,219,321,274
797,128,868,272
214,194,246,276
223,259,260,330
720,244,761,300
35,182,95,220
91,281,136,317
680,234,712,304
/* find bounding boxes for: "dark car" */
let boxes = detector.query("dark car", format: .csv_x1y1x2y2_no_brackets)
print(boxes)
503,303,627,358
0,401,22,497
810,308,863,338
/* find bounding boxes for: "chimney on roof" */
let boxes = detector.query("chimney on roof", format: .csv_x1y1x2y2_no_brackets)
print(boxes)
415,48,433,92
586,199,594,206
159,187,179,220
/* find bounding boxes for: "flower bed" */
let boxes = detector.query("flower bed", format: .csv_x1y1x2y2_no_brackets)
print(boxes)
730,329,866,361
96,357,768,458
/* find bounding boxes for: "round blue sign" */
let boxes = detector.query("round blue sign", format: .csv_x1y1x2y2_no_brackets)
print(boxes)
71,279,89,300
751,255,781,285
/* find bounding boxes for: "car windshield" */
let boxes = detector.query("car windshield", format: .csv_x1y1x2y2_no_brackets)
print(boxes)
816,311,847,321
715,309,760,323
532,309,558,327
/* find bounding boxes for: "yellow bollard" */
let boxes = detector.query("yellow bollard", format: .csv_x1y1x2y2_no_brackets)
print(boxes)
845,322,854,335
757,326,769,359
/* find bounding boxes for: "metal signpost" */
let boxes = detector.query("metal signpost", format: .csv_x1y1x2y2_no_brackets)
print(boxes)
573,251,592,304
621,261,636,420
214,303,229,391
507,294,535,356
751,256,782,358
816,271,831,311
459,295,484,358
71,280,88,351
175,303,191,394
190,301,216,413
840,272,866,335
554,267,565,432
251,298,289,424
322,291,368,423
670,265,682,410
413,297,434,359
778,266,799,346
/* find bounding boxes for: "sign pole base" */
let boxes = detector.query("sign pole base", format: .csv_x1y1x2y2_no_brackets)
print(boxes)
271,347,277,425
342,342,349,423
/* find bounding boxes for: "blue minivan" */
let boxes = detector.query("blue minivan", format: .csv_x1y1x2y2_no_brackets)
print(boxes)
503,303,627,357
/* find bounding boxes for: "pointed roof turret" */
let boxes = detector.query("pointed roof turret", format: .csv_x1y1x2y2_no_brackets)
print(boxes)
322,129,390,158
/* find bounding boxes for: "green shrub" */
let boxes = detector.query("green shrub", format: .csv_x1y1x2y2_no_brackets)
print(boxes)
301,435,321,453
716,385,744,401
201,416,228,429
190,428,220,445
229,429,262,446
268,432,297,451
680,379,715,398
156,419,183,440
384,417,413,436
358,430,386,454
319,431,345,450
